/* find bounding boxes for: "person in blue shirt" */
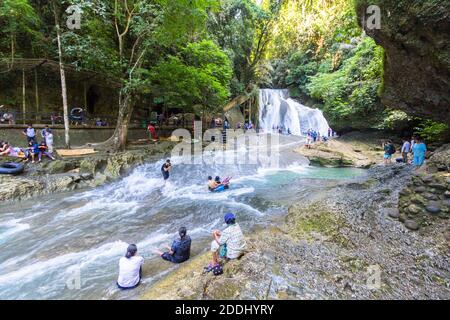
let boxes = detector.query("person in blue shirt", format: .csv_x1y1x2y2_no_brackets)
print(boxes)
156,227,191,263
412,136,427,169
25,140,39,163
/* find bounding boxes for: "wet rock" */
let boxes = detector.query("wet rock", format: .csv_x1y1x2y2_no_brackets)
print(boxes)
46,160,78,174
428,144,450,172
0,177,44,201
444,231,450,242
80,172,94,180
444,191,450,198
386,208,400,219
407,204,423,215
411,195,426,206
80,158,107,174
91,173,108,187
423,193,439,201
404,220,419,231
414,186,427,193
399,188,411,196
49,176,75,191
428,183,446,191
104,152,144,179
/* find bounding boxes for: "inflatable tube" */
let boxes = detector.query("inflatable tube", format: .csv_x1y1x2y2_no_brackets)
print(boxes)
0,162,24,175
211,184,229,193
70,108,83,120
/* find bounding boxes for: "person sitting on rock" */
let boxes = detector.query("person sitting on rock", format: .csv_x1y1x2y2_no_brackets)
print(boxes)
25,140,39,163
117,244,144,290
155,227,191,264
204,213,246,273
37,142,56,162
0,142,25,158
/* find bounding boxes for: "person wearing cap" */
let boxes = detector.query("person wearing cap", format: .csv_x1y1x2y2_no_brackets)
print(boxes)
207,213,246,270
155,227,191,264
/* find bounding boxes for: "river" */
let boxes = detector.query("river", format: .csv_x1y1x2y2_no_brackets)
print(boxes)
0,136,366,299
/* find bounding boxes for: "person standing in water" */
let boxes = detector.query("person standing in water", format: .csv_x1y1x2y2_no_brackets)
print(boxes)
117,244,144,290
161,159,172,181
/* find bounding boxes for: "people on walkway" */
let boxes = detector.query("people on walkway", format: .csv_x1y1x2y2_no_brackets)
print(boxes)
156,227,191,264
117,244,144,290
205,213,246,272
412,136,427,169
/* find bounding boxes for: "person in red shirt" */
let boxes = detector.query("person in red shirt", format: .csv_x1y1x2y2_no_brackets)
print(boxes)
147,123,158,140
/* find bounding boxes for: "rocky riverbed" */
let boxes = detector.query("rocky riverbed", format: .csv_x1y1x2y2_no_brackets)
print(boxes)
0,141,177,203
142,144,450,300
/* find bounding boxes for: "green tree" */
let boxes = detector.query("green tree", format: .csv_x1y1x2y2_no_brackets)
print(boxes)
149,40,232,120
0,0,40,71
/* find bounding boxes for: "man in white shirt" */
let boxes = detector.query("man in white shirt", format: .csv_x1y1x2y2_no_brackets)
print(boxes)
117,244,144,289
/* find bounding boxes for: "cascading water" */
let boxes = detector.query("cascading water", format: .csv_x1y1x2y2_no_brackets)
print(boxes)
258,89,330,136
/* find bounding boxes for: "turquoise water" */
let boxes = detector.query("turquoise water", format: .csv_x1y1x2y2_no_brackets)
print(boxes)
0,152,365,299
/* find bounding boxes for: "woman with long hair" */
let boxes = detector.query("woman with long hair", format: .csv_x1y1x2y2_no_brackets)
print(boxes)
117,244,144,290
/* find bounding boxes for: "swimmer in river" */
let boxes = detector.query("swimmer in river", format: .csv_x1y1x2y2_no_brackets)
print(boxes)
161,159,172,183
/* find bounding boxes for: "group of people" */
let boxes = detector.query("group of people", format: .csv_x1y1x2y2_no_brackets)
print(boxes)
207,176,230,191
271,124,290,135
0,106,15,124
383,135,427,169
305,128,334,148
116,213,246,290
0,124,55,163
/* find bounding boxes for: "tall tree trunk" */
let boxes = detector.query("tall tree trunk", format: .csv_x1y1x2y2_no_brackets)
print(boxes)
22,69,26,125
90,91,133,151
53,2,70,148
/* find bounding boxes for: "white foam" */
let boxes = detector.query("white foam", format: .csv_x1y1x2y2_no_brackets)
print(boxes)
0,219,30,239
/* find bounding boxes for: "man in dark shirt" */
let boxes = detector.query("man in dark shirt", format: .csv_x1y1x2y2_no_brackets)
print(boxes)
161,159,171,181
156,227,191,264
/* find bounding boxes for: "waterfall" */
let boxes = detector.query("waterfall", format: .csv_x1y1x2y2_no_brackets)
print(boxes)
258,89,330,136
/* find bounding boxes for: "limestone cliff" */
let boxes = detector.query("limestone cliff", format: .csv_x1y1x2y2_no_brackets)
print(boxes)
356,0,450,123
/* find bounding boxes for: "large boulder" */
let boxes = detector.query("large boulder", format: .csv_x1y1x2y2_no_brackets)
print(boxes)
0,176,44,202
104,152,144,179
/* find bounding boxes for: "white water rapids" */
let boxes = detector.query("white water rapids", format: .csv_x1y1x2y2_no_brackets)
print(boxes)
0,136,365,299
